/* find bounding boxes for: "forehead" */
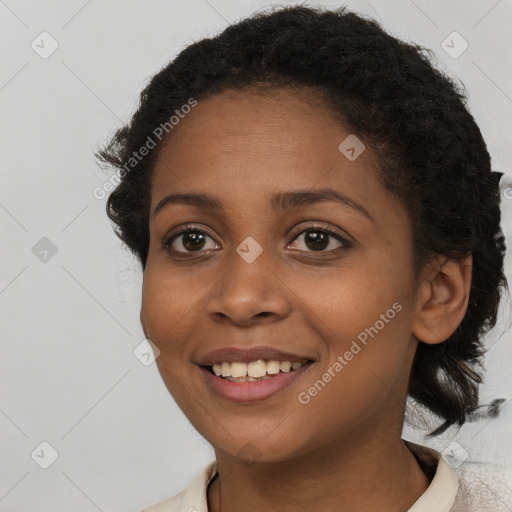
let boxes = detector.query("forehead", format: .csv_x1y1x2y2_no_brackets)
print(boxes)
150,87,381,205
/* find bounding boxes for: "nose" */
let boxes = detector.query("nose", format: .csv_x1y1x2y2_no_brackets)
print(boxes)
206,245,292,327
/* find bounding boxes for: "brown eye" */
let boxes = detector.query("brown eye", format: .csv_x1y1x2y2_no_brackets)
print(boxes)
303,230,330,251
178,231,207,251
289,227,347,253
163,228,218,254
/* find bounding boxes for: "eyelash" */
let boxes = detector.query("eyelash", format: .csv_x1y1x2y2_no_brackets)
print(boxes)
161,222,353,258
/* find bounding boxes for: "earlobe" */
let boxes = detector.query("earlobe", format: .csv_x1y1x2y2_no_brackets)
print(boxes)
412,254,472,344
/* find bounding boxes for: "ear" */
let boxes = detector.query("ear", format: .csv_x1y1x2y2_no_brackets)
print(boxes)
412,254,472,344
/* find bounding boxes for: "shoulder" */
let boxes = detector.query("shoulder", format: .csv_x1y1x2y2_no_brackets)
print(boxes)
140,461,218,512
451,462,512,512
405,439,512,511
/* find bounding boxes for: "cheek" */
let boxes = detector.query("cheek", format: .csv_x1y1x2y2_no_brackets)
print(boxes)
140,267,205,354
300,259,412,338
296,256,416,399
291,290,413,442
140,269,208,410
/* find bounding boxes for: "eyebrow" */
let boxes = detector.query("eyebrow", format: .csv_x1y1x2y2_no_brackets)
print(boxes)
151,188,372,221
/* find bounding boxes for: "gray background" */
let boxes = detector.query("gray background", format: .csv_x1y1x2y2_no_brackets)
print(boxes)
1,0,511,511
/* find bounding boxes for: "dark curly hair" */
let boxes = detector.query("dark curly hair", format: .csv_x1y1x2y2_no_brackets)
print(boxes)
95,4,507,436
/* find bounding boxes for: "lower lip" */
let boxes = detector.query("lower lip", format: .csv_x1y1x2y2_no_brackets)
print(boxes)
199,363,314,403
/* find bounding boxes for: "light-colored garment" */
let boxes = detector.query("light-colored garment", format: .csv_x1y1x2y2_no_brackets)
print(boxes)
140,440,505,511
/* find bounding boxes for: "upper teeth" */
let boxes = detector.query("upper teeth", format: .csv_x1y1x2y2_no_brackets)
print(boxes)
212,360,307,378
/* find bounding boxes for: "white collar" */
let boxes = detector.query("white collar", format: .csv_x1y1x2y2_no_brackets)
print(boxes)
404,440,459,511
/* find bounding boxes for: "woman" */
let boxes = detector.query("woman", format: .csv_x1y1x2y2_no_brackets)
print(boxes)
96,5,508,511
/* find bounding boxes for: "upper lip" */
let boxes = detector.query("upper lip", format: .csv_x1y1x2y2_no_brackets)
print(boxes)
197,345,315,366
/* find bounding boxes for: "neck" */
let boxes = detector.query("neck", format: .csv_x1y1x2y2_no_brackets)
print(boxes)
207,435,431,512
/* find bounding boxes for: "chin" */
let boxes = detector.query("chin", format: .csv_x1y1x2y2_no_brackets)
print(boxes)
211,434,308,466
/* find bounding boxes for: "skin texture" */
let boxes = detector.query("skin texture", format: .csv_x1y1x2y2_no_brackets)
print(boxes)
140,87,472,511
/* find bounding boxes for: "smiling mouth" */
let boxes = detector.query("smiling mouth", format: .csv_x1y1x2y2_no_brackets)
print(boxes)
204,359,314,382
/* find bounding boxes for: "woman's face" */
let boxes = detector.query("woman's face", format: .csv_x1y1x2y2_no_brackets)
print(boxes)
140,87,421,462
